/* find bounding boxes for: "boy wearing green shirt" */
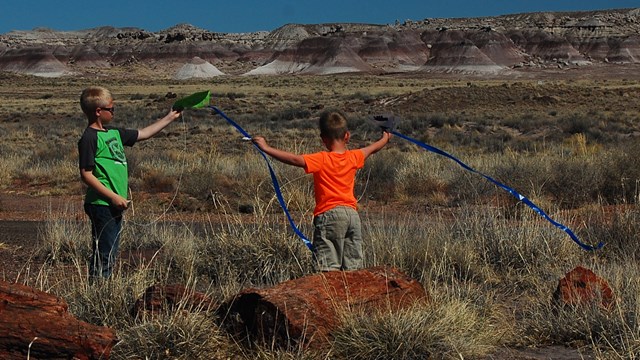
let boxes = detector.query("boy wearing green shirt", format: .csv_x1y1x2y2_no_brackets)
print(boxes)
78,86,181,280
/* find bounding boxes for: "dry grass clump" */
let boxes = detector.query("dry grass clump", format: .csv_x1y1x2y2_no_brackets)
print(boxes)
37,202,87,265
114,311,229,359
332,298,503,359
0,153,27,188
581,204,640,262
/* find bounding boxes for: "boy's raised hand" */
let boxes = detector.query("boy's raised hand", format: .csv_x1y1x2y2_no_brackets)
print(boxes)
372,114,398,132
251,136,268,150
168,108,182,119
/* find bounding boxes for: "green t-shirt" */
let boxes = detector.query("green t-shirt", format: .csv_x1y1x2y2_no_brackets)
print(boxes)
78,127,138,206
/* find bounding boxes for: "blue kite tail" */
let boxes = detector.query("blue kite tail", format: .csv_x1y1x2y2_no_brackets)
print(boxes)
391,130,604,251
209,106,315,251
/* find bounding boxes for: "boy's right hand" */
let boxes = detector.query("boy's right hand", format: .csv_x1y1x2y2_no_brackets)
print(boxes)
111,195,130,210
252,136,267,149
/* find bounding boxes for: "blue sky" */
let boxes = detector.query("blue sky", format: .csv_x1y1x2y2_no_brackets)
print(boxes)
1,0,638,34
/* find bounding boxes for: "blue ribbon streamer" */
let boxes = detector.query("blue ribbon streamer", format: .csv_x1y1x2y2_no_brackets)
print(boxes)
209,106,314,251
391,130,604,251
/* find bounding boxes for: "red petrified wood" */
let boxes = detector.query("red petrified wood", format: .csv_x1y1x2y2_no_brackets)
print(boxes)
0,280,117,360
217,266,428,348
133,284,217,318
553,266,614,308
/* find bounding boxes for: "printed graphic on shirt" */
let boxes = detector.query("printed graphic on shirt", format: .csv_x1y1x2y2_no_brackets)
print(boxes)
106,137,126,165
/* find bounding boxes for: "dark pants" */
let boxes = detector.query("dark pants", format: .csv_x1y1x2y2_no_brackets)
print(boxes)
84,203,123,280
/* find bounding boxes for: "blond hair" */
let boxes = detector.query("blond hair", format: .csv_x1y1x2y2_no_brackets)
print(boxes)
80,86,112,117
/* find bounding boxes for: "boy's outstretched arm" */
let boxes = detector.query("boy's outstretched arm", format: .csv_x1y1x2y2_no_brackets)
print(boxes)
137,109,182,141
252,136,306,168
361,131,392,159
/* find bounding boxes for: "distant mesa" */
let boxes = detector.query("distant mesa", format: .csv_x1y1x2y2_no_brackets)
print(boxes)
0,8,638,78
0,47,71,77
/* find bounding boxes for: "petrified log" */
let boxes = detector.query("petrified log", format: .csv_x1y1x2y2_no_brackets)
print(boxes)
0,280,117,360
217,266,428,348
553,266,614,308
132,284,217,318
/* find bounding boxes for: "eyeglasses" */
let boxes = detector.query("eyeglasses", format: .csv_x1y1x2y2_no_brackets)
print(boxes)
99,107,114,114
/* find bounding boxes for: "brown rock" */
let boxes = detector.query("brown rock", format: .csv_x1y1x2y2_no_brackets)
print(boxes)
217,266,428,348
0,280,117,360
553,266,614,308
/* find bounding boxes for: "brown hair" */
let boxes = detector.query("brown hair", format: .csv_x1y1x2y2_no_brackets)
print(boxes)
80,86,112,117
319,111,348,140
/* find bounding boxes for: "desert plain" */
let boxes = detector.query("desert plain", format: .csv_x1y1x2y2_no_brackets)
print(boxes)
0,61,640,359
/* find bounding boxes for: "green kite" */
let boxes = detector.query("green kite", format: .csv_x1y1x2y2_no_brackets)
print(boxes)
172,90,211,111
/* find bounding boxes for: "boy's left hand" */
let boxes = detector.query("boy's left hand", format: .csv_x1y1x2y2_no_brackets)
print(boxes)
372,114,398,132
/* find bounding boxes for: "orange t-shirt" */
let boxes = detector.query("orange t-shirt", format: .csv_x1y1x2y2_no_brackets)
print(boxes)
302,149,365,216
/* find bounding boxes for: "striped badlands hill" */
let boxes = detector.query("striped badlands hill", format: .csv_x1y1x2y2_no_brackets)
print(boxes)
0,8,638,78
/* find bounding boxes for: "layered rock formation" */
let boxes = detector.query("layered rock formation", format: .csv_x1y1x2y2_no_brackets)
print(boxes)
0,8,638,77
174,56,224,79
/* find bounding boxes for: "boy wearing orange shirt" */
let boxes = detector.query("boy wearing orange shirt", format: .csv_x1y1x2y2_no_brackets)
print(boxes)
252,111,391,271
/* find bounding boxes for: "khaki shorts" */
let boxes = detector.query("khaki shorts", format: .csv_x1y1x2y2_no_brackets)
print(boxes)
312,206,363,271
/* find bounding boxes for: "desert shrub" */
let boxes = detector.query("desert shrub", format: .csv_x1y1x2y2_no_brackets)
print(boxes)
448,206,582,276
121,193,314,287
364,202,583,286
400,113,464,133
362,210,442,281
15,158,77,192
347,91,373,102
484,154,555,206
541,143,640,207
581,204,640,261
547,157,603,208
385,150,451,205
599,111,637,136
358,148,407,201
595,144,640,204
558,113,601,140
444,156,503,206
65,272,149,327
0,154,26,188
332,300,501,359
269,108,312,122
226,91,247,100
113,312,228,360
141,168,177,193
196,216,314,287
181,168,239,201
175,151,265,204
129,93,145,100
37,203,88,264
501,113,555,135
520,297,619,348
